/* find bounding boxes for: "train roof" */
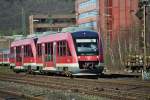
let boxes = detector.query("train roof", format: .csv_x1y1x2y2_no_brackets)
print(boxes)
37,30,98,43
37,32,70,43
71,31,98,38
61,26,98,38
11,31,58,46
11,37,36,47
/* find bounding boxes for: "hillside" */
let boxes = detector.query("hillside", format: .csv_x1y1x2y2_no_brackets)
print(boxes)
0,0,75,35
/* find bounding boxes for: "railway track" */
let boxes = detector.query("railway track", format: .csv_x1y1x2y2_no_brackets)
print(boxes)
0,74,150,100
0,88,42,100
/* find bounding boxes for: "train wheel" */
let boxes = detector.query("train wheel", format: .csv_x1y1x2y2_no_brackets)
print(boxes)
64,71,73,78
10,66,13,69
13,69,20,73
27,66,32,74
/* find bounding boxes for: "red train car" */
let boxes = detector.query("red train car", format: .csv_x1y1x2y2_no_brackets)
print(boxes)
10,37,37,72
0,52,3,65
36,30,104,76
0,50,10,66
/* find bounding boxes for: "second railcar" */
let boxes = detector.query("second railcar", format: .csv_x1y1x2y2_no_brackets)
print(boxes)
10,37,38,72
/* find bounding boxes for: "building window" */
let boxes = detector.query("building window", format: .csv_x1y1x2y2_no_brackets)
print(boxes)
79,0,97,9
79,21,97,28
79,10,98,19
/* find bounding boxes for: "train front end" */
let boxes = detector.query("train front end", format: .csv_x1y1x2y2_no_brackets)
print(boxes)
71,31,104,76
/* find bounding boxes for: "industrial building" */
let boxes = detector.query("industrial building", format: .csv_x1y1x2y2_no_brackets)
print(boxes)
29,14,76,34
76,0,99,30
0,36,14,50
76,0,140,69
76,0,139,42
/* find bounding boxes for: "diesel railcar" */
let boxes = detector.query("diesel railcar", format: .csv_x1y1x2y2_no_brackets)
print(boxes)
36,30,104,76
10,30,104,76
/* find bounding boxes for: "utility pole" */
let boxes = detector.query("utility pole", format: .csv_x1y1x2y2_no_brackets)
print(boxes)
104,0,113,68
21,7,26,35
143,4,150,70
143,5,146,71
142,4,150,80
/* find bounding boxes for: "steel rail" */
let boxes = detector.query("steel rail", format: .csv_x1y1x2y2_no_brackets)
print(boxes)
0,75,149,100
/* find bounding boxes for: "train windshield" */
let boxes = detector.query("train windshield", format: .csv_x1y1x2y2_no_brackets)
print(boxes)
75,38,98,55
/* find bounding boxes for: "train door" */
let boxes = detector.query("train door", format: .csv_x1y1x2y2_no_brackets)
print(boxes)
2,52,4,64
0,53,2,65
15,46,22,67
21,46,24,67
44,42,56,68
53,42,57,67
14,47,16,66
42,43,45,67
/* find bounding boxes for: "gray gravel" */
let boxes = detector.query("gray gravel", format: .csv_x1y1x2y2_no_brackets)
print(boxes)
0,80,111,100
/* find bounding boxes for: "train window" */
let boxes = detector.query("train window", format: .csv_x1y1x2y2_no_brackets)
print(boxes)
10,47,14,53
24,45,33,57
75,38,98,55
57,41,71,56
16,46,21,54
16,46,22,62
45,43,48,54
3,54,8,59
37,44,42,56
24,45,26,57
50,43,53,61
29,45,33,57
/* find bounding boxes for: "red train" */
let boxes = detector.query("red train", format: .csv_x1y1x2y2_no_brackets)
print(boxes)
10,30,104,76
0,49,10,66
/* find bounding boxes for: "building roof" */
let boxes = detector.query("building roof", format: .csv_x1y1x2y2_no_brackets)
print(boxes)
31,14,76,19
